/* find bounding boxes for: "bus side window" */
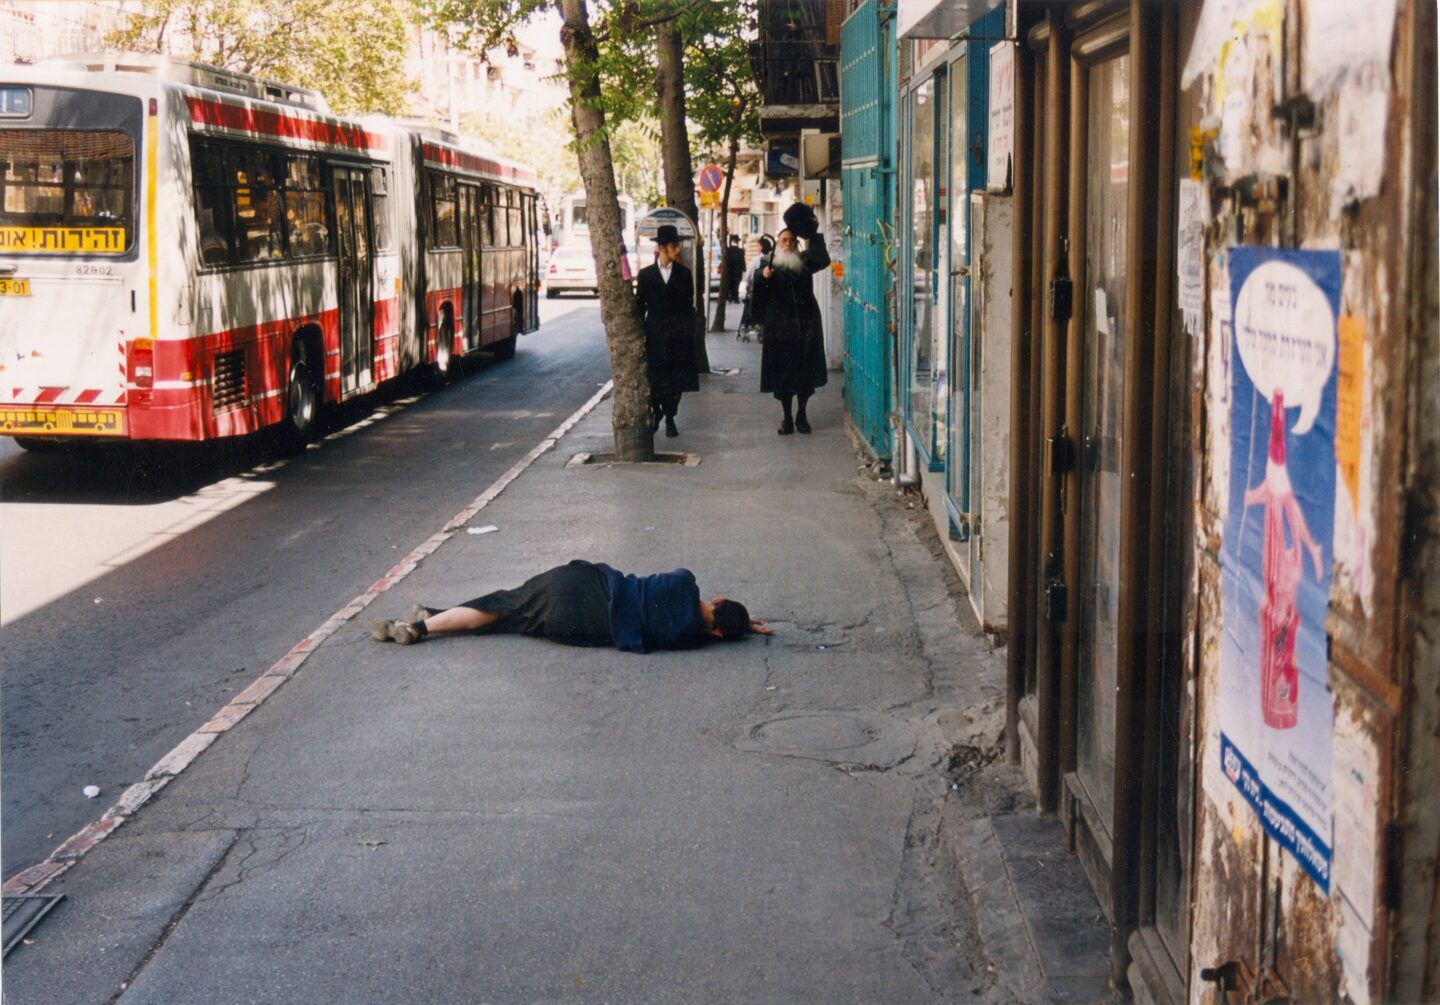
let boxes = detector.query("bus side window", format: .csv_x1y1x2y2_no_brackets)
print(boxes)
233,148,283,263
284,154,329,258
430,172,457,248
370,167,391,251
190,139,234,267
480,184,496,247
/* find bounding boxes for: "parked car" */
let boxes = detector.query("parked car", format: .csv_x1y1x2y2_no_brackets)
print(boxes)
545,244,640,297
545,245,598,297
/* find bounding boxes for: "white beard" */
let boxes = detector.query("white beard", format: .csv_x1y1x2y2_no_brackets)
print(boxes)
772,248,805,273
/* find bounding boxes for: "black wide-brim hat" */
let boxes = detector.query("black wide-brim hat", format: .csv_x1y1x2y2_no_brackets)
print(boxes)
782,201,817,235
654,224,689,245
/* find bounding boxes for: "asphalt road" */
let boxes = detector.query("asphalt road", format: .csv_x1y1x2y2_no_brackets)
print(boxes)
1,297,611,880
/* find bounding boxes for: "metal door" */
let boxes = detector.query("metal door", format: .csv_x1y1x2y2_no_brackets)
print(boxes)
839,0,892,459
331,165,373,393
1075,51,1130,837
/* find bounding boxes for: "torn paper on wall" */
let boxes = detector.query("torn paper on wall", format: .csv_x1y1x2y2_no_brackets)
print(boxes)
1177,179,1207,339
1305,0,1399,97
1330,66,1390,217
1181,0,1268,89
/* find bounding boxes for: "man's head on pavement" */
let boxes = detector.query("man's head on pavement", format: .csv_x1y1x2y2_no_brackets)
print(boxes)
705,598,752,641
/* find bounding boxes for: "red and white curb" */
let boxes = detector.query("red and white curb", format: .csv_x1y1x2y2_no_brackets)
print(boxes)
3,380,614,898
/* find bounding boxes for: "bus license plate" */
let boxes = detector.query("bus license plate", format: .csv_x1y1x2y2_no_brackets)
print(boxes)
0,407,125,436
0,278,30,296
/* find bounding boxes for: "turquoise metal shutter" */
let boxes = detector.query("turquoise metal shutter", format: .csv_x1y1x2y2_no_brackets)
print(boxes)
840,0,893,460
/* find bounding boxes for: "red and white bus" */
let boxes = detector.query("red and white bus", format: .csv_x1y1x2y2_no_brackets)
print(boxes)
395,123,542,372
0,54,541,449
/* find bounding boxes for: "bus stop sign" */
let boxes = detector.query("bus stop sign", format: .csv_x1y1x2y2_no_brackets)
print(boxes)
637,207,697,242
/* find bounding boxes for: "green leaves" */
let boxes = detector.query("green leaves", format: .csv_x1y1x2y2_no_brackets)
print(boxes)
106,0,417,115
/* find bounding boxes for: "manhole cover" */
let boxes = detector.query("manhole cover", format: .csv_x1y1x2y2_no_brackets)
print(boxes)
736,711,915,769
3,894,65,956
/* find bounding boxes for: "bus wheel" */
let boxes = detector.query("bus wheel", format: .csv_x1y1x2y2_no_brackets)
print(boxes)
282,345,318,450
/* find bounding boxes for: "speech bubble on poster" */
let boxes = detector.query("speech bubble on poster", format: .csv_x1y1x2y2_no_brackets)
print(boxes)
1234,259,1336,435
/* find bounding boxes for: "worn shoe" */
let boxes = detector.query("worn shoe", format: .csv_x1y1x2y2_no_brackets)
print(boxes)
777,419,794,435
370,618,421,645
665,417,679,438
409,604,430,625
795,417,811,434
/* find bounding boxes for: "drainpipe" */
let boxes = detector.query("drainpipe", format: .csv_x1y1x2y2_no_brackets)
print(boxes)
893,423,919,488
1005,38,1035,764
1032,11,1069,816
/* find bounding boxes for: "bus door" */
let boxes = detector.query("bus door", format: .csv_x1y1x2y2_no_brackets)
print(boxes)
459,183,482,352
331,165,373,393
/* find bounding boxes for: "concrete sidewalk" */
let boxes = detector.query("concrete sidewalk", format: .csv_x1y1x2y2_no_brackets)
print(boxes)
4,330,1109,1004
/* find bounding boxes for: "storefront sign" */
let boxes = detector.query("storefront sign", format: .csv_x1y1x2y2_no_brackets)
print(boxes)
765,142,799,178
987,41,1015,191
1218,246,1341,892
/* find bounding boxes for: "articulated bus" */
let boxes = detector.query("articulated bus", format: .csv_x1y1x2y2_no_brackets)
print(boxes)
0,54,541,449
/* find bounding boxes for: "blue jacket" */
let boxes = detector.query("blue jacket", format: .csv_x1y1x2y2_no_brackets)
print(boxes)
596,563,707,653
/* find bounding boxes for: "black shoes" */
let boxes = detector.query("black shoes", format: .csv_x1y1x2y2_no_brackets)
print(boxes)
778,418,794,435
795,417,811,434
665,417,679,438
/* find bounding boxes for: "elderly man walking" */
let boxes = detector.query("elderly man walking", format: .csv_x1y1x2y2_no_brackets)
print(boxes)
750,203,831,435
634,224,699,438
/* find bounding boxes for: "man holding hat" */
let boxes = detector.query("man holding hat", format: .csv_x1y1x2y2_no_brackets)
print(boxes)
634,223,699,437
751,202,831,435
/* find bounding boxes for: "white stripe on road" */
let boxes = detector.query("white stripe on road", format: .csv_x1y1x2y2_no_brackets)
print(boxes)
3,379,614,897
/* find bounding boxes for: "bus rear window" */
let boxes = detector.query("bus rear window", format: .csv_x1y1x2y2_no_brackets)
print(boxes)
0,129,134,254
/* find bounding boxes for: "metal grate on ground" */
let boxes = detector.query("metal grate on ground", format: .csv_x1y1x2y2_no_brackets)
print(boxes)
3,893,65,956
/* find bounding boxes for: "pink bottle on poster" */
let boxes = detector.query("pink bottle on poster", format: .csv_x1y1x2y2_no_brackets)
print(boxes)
1244,390,1323,730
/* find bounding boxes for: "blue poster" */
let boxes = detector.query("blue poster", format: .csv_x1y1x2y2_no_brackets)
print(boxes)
1219,246,1341,891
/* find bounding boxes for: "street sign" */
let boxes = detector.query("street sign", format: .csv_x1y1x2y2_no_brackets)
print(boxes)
699,190,720,209
697,164,723,191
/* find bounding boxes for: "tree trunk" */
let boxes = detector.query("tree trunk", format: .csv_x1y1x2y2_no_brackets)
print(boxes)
710,131,741,331
560,0,654,462
655,20,710,373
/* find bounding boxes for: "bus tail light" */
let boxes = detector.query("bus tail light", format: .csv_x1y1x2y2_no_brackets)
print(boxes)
129,338,154,388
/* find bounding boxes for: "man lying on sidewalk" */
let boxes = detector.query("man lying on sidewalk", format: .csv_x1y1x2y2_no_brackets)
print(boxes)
371,559,772,653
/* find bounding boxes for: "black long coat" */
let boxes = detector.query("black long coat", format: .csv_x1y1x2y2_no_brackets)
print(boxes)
752,234,831,395
635,262,700,398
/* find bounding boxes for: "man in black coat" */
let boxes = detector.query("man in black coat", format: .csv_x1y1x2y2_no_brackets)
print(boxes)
751,205,831,435
724,234,745,303
635,224,699,437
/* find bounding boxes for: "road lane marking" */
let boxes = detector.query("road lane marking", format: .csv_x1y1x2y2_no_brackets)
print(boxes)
3,380,614,898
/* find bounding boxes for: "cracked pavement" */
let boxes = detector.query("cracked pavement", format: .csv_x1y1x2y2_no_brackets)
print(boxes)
4,336,1026,1005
